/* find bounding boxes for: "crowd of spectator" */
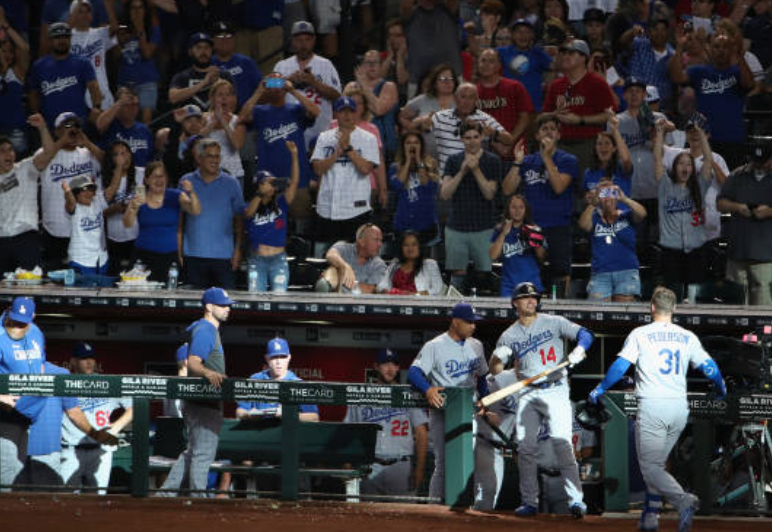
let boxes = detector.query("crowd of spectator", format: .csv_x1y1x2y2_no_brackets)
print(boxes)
1,0,771,303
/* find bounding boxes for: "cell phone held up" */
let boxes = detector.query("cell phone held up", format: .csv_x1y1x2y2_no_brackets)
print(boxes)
598,187,620,199
266,78,285,89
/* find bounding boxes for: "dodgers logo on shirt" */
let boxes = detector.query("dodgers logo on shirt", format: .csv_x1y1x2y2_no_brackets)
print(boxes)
72,41,104,60
700,76,737,95
511,330,554,358
41,76,79,96
594,219,629,238
510,55,530,76
13,340,42,362
263,123,299,144
115,133,149,154
444,358,479,380
80,214,103,232
503,239,527,258
49,161,96,182
361,406,407,423
664,195,694,214
523,168,547,186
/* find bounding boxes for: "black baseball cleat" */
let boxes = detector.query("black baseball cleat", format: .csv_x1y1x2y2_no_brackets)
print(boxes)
570,502,587,519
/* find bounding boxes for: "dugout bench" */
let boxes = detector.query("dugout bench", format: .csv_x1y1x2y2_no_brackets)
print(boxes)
114,416,381,499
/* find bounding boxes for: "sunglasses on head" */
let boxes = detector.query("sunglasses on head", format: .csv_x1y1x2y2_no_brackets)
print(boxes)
75,184,97,193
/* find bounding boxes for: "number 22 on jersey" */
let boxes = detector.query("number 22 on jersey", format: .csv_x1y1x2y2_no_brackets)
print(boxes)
539,347,557,365
390,419,409,437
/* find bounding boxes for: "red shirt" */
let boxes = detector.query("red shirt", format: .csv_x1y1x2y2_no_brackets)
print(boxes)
391,267,417,294
476,77,534,134
543,72,616,140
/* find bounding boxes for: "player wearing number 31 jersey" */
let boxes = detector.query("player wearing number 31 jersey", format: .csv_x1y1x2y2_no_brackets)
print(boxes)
589,287,726,532
491,282,594,519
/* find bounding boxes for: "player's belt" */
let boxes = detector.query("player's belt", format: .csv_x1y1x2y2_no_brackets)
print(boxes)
375,456,411,466
529,379,564,390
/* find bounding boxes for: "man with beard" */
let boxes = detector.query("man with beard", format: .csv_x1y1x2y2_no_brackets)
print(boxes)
344,349,428,496
168,32,233,111
160,287,233,497
28,22,102,128
273,21,341,149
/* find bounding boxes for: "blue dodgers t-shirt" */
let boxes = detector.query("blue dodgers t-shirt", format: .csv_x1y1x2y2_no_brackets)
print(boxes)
212,53,263,108
181,170,245,259
252,103,315,188
135,188,182,253
590,209,639,274
236,370,319,415
389,164,439,233
497,45,552,111
103,120,155,167
491,225,544,297
14,363,77,456
117,25,161,85
246,195,288,249
29,55,97,127
0,313,46,375
519,149,578,228
687,64,746,143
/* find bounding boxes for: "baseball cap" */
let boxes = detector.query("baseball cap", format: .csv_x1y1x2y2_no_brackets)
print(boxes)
685,112,710,133
749,143,772,163
560,39,590,57
511,18,534,30
175,343,189,362
375,349,399,365
623,76,647,92
291,20,315,36
512,281,542,301
645,85,660,103
451,302,483,322
73,341,96,359
181,104,203,120
49,22,72,38
211,20,235,38
334,96,357,112
583,8,606,23
70,175,96,192
8,297,35,324
55,112,82,129
70,0,92,13
202,287,234,306
266,338,290,358
188,32,213,49
254,169,276,185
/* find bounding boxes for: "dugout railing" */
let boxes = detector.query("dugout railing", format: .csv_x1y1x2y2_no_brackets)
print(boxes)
0,375,474,507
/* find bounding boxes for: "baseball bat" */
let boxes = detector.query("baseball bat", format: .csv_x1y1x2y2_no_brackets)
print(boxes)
481,361,570,407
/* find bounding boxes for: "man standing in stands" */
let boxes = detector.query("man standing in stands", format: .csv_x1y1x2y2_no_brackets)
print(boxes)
168,32,233,111
542,39,615,175
28,22,102,128
96,86,154,170
211,20,263,111
274,21,341,149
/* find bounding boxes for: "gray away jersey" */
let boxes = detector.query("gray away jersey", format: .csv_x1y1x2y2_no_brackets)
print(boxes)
411,332,488,388
496,314,581,381
344,406,428,458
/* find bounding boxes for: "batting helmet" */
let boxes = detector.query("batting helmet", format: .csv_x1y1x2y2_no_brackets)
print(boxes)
575,400,612,431
512,282,542,302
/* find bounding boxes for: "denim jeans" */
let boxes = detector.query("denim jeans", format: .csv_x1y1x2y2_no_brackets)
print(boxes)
248,252,289,292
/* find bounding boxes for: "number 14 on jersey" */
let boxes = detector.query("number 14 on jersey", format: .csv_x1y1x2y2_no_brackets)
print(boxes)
540,347,557,365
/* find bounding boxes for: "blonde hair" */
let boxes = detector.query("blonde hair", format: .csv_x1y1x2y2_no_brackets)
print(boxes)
651,287,676,315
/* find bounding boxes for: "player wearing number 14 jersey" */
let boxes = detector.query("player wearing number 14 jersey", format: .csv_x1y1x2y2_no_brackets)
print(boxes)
589,287,726,532
491,282,594,518
60,342,133,494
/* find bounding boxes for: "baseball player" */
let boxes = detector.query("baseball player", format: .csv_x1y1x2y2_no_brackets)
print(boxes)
408,301,489,502
160,287,233,497
491,281,594,518
0,297,46,491
473,368,518,511
236,338,319,421
589,287,726,532
344,349,429,496
60,342,133,494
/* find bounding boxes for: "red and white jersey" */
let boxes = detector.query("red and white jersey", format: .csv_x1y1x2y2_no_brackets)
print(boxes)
274,54,341,149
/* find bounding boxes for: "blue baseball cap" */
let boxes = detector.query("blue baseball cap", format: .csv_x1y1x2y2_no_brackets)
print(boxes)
451,302,483,322
254,169,276,185
202,287,234,306
8,297,35,324
55,111,81,129
176,343,189,362
73,342,96,359
188,32,213,49
266,338,290,358
511,18,534,29
333,96,357,112
375,349,399,365
623,76,647,91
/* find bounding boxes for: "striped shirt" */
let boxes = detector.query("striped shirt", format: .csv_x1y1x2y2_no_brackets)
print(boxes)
431,109,505,174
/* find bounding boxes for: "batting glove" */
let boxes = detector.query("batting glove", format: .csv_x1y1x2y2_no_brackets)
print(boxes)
568,346,586,368
588,385,605,405
492,346,513,366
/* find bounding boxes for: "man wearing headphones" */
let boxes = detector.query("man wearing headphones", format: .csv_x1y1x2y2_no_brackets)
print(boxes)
490,281,595,518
